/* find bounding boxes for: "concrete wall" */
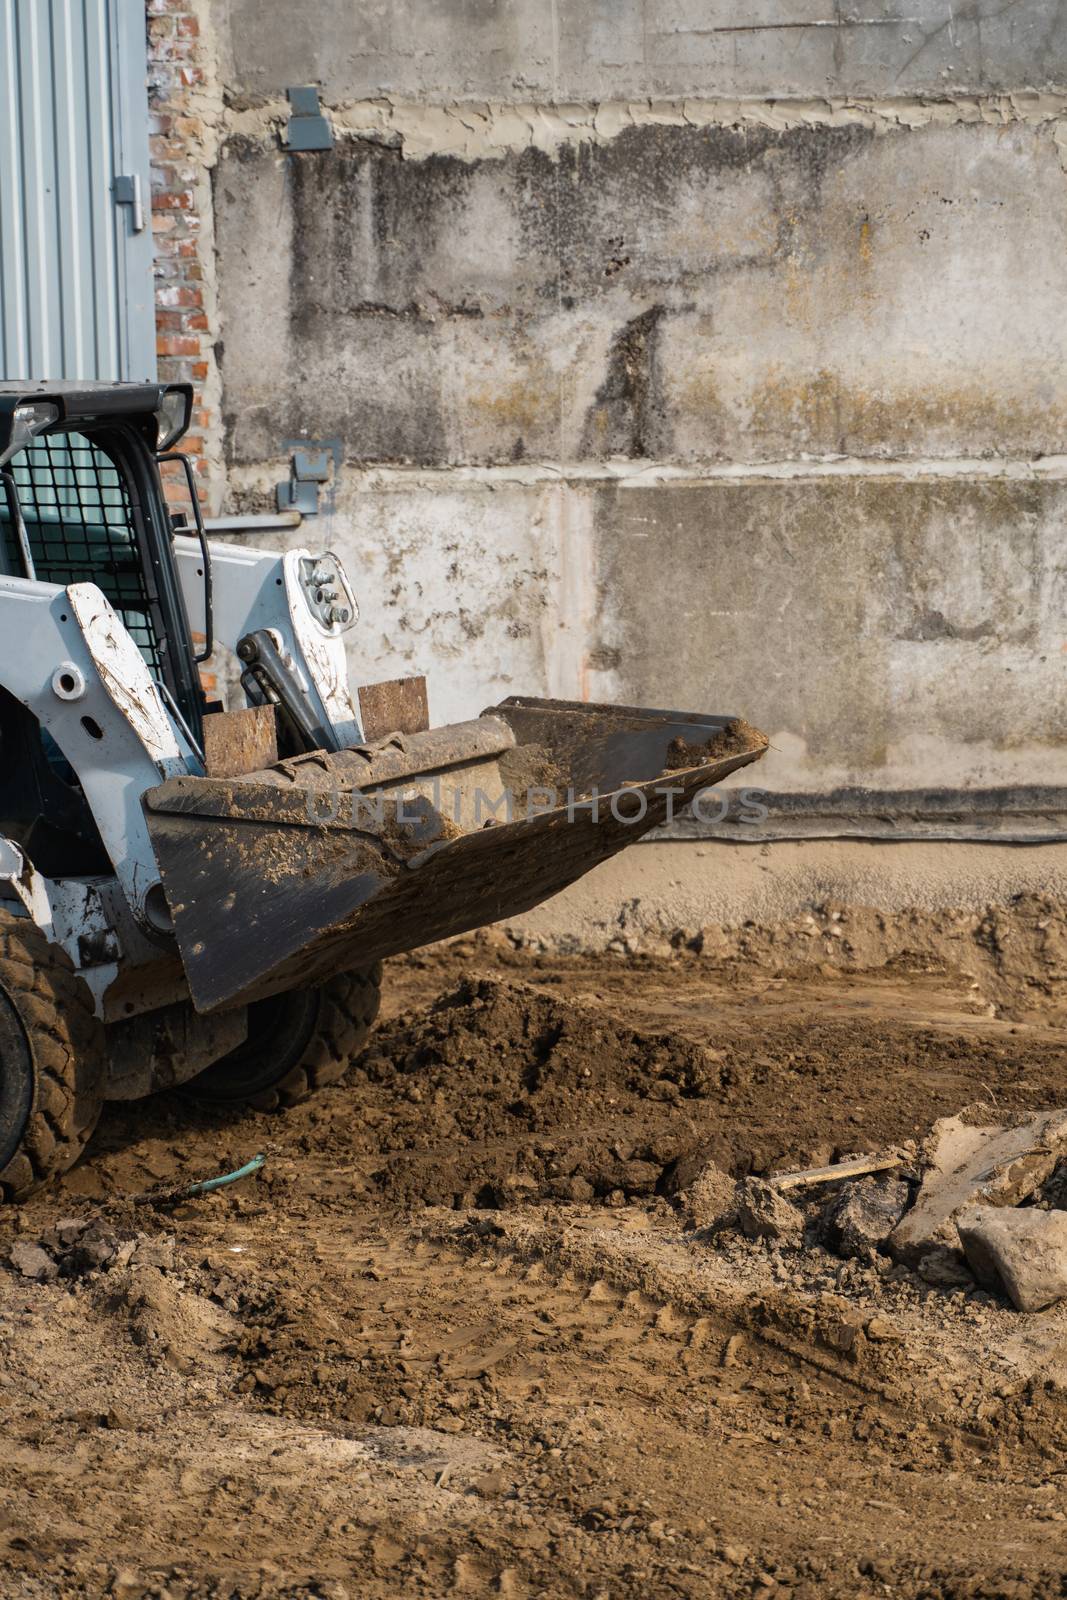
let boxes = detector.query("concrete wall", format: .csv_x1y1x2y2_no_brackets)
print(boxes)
219,466,1067,802
181,3,1067,900
219,0,1067,101
218,120,1067,468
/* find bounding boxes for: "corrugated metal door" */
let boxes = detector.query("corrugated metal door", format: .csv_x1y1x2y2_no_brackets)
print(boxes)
0,0,155,381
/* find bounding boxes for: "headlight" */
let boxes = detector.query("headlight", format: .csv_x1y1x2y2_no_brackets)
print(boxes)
0,401,60,465
155,386,192,451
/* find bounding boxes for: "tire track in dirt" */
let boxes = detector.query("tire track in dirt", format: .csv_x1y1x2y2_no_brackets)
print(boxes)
3,928,1067,1596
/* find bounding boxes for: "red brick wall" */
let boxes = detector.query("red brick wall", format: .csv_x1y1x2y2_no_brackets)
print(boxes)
145,0,216,505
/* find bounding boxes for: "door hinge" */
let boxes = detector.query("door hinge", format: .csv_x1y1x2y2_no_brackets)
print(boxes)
114,173,145,234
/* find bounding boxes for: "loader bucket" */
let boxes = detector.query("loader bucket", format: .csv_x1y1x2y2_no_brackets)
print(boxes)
144,698,767,1014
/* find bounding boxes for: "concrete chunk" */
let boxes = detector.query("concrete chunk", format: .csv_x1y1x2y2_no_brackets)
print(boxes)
917,1247,975,1289
826,1176,911,1259
958,1207,1067,1313
9,1240,56,1282
888,1111,1067,1266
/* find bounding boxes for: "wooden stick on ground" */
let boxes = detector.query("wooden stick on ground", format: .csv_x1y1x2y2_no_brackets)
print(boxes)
770,1154,901,1193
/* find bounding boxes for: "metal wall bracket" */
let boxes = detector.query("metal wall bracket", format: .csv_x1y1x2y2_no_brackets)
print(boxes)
292,448,331,482
285,86,334,152
276,477,320,516
276,442,340,517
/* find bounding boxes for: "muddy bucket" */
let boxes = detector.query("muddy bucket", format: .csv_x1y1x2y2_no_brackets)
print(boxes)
144,697,767,1013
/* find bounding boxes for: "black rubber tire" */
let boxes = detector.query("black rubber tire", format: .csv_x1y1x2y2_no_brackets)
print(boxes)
184,964,382,1111
0,910,105,1201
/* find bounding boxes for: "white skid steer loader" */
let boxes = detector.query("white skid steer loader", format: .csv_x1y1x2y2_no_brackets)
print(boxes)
0,381,765,1197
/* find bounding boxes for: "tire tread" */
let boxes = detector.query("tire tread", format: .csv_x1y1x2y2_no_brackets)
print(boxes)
247,965,382,1111
0,911,104,1201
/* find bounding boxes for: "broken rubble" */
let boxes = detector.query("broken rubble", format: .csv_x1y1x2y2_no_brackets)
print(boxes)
42,1218,90,1252
865,1315,904,1342
888,1110,1067,1266
5,1226,151,1284
916,1246,975,1289
958,1206,1067,1313
64,1233,120,1275
825,1176,911,1259
9,1239,57,1282
736,1177,804,1247
60,1228,146,1278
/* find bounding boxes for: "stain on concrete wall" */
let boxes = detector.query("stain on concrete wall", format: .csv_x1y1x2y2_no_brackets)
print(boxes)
217,121,1067,465
227,474,599,723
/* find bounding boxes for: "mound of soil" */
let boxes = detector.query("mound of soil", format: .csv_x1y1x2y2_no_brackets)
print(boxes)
321,969,1067,1214
350,976,724,1208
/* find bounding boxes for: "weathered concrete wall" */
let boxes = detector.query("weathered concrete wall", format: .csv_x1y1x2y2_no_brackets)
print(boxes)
222,464,1067,796
191,1,1067,884
220,0,1067,101
217,120,1067,466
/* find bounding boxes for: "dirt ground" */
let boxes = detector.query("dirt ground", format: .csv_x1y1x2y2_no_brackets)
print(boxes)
2,893,1067,1599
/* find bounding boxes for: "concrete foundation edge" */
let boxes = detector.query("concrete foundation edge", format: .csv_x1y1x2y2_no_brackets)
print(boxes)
500,839,1067,950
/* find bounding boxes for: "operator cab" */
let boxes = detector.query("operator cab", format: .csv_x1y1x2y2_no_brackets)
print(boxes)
0,382,203,875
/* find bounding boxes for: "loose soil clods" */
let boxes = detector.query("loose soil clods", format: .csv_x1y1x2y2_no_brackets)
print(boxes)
2,927,1067,1597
